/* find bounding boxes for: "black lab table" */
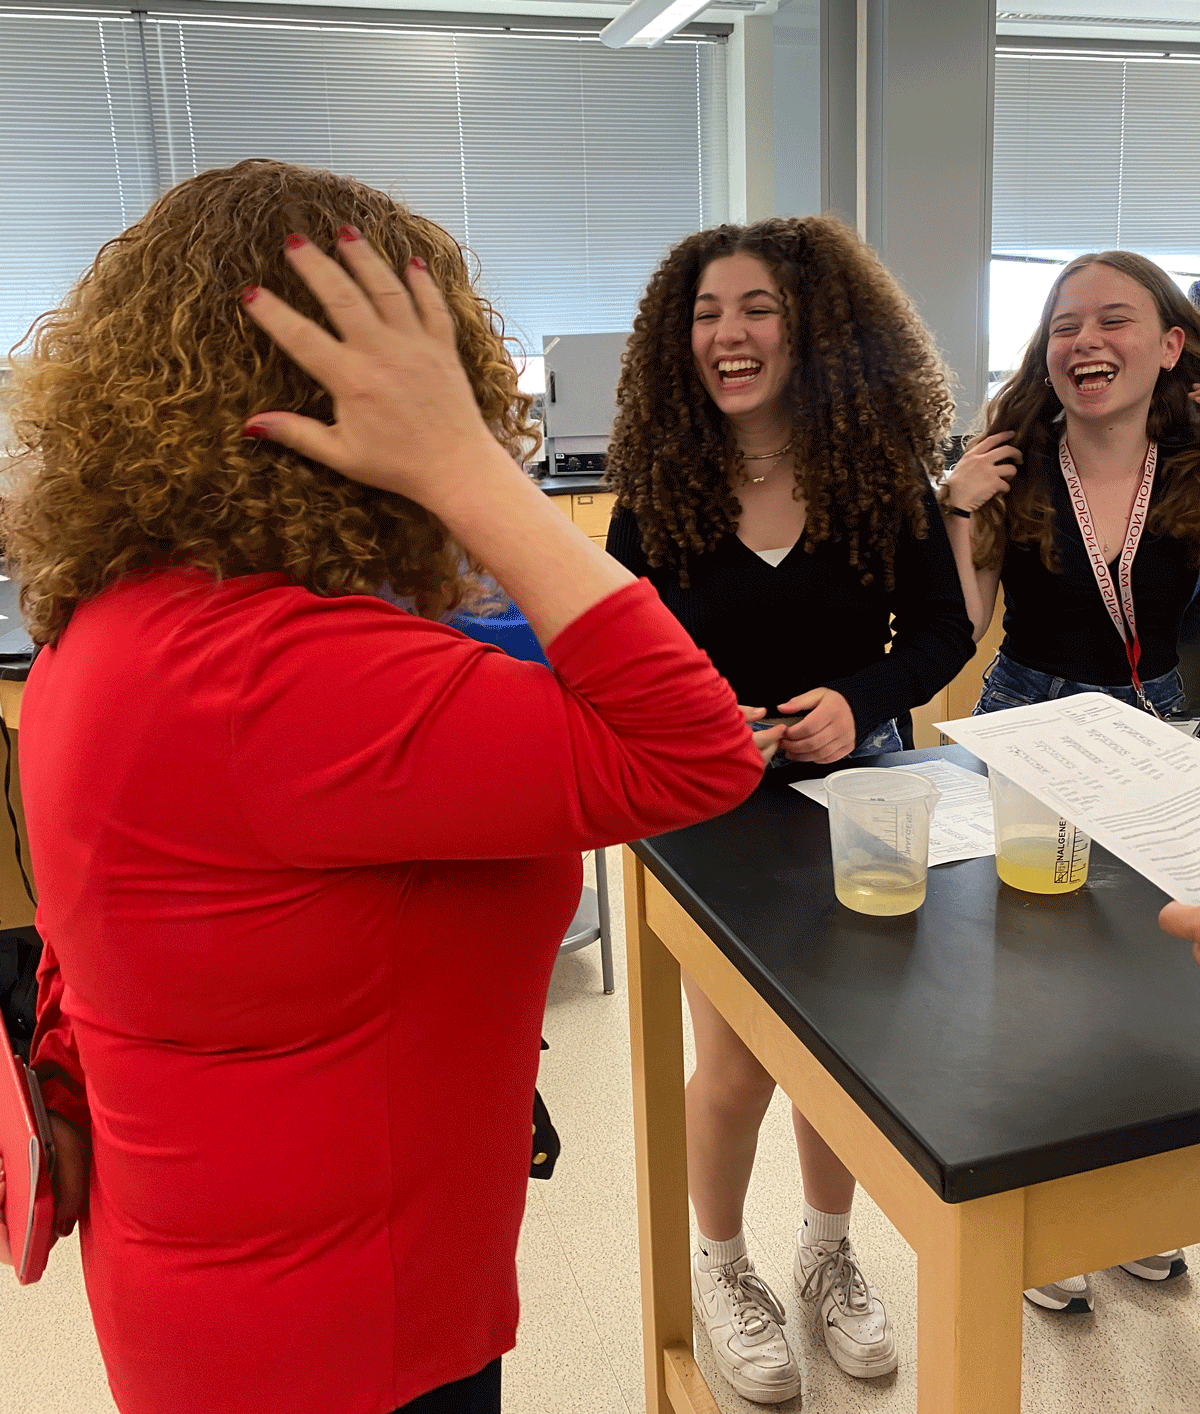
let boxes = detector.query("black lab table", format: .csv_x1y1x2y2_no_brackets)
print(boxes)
623,747,1200,1413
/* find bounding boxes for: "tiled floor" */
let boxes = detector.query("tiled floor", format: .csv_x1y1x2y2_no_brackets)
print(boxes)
3,853,1199,1413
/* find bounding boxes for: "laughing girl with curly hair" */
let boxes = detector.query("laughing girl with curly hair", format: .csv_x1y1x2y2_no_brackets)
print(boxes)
605,215,975,1402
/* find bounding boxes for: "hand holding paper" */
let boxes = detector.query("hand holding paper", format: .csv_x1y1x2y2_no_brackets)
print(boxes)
0,1109,88,1276
49,1110,89,1240
0,1158,10,1267
0,1043,57,1283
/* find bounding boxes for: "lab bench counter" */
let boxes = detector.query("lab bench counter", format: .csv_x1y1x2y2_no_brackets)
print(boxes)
535,473,609,497
625,749,1200,1414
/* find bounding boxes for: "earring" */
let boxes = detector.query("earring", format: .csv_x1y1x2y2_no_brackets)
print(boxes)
1044,376,1053,387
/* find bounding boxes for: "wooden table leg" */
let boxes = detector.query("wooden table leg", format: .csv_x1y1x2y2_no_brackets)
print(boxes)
917,1188,1025,1414
623,846,699,1414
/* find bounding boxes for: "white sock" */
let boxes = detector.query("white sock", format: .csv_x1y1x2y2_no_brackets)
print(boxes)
696,1228,747,1270
800,1202,851,1248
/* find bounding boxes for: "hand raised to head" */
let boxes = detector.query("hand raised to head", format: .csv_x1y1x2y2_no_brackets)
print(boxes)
241,230,497,506
943,432,1022,514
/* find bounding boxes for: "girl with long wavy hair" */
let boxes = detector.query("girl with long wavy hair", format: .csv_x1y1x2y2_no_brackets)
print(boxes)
941,251,1200,1314
0,160,765,1414
605,215,975,1402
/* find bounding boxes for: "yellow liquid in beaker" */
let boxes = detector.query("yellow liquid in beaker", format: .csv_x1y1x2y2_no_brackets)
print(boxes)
834,863,926,916
996,837,1088,895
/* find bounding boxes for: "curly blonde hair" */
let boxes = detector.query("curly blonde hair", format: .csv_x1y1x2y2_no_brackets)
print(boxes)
605,215,956,588
970,250,1200,572
3,159,539,645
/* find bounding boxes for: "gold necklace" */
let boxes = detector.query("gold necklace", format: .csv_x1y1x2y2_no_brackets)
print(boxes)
740,437,794,484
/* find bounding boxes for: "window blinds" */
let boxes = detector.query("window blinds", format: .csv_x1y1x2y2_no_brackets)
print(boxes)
0,12,157,356
0,8,728,358
993,51,1200,271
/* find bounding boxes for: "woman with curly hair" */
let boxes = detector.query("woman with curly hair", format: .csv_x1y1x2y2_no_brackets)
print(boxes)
0,160,766,1414
605,215,975,1402
941,250,1200,1316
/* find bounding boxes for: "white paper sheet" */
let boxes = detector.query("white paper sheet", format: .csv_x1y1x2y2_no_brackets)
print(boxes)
790,758,996,866
935,693,1200,905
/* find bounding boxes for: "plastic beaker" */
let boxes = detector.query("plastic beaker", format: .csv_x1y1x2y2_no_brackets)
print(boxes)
825,769,939,916
989,770,1090,894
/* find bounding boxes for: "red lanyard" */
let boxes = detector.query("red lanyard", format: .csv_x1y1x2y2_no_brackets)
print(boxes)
1058,437,1159,714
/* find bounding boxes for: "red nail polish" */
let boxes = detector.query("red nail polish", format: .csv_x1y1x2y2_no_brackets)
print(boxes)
243,423,270,440
337,224,361,243
284,233,307,251
241,285,259,304
409,256,427,271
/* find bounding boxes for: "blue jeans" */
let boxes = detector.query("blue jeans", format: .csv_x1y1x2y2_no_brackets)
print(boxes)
852,719,905,756
974,650,1187,717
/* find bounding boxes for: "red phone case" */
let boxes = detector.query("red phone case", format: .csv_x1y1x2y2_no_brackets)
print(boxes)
0,1036,55,1284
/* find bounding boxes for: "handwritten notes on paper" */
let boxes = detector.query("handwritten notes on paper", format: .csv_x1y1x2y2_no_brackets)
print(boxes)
792,758,996,866
936,693,1200,905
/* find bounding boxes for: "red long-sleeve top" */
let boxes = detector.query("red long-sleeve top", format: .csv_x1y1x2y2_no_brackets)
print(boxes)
21,569,761,1414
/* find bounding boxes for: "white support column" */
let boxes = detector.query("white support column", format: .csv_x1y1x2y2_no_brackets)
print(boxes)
873,0,996,427
819,0,857,226
822,0,996,428
727,14,777,224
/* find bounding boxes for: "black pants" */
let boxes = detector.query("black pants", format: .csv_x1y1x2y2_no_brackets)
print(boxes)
393,1359,502,1414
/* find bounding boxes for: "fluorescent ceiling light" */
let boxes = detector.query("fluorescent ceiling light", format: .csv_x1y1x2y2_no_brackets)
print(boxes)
600,0,712,49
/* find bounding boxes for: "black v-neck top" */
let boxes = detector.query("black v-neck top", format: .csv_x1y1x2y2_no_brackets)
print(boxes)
606,487,974,743
1000,464,1197,686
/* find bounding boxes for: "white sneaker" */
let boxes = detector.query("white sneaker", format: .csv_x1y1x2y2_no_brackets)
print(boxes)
1024,1273,1094,1313
692,1251,802,1404
794,1235,897,1379
1119,1250,1188,1282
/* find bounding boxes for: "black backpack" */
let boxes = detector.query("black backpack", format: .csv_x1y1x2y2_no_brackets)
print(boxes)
0,925,42,1063
531,1037,560,1180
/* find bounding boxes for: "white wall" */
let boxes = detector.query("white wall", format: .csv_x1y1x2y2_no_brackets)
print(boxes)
724,3,822,226
726,15,776,223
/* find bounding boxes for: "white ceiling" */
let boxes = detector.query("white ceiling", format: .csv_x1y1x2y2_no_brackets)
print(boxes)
204,0,1200,45
997,4,1200,45
208,0,689,21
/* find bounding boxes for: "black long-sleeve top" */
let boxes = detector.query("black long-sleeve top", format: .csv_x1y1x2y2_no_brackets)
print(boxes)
605,486,975,744
1000,465,1197,686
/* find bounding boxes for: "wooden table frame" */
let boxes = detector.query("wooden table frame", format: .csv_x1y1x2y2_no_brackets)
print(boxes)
623,845,1200,1414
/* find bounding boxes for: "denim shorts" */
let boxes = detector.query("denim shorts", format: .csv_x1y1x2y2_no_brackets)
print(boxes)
761,716,903,768
852,718,905,757
973,650,1187,718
